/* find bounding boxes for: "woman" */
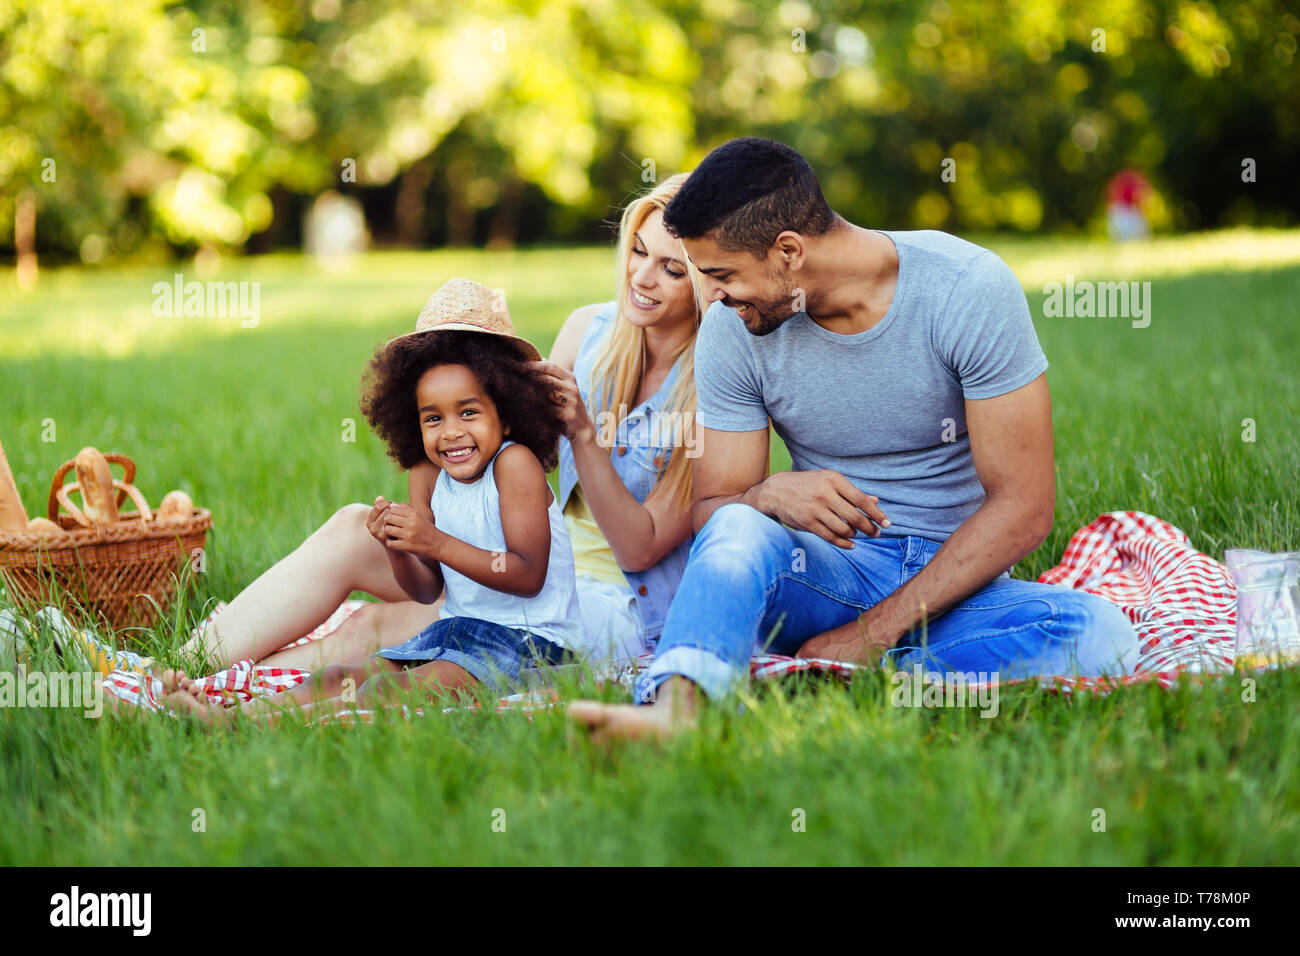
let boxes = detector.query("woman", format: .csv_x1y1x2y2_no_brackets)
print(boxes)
165,173,705,684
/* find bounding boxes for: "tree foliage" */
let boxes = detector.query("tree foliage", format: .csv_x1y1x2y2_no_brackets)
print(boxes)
1,0,1295,259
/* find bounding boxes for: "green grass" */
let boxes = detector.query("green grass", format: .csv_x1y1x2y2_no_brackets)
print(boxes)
2,229,1298,865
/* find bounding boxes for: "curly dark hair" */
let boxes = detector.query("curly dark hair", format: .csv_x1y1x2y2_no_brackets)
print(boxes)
358,330,565,472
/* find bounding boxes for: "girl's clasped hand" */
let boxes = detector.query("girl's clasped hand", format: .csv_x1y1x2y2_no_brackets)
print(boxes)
368,495,442,558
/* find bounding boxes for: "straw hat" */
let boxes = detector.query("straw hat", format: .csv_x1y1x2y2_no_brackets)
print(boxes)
385,278,542,362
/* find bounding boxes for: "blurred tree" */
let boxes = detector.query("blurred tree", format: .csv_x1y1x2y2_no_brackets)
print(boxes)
1,0,181,261
678,0,1298,233
1,0,1296,262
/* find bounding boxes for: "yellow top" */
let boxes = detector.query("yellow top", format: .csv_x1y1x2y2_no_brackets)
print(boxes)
563,486,630,588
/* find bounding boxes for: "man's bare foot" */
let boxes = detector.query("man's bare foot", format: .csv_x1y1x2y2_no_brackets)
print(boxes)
568,677,700,743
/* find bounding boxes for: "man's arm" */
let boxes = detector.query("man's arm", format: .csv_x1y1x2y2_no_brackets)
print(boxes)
692,425,891,542
690,304,888,541
690,425,769,532
797,372,1055,661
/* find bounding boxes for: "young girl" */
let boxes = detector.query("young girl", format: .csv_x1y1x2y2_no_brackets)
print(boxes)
163,279,583,721
100,176,703,696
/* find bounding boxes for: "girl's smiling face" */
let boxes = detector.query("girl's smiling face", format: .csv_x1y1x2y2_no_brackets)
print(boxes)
416,363,509,481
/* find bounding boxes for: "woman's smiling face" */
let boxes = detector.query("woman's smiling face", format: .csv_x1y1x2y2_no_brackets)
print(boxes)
416,363,508,482
624,208,698,332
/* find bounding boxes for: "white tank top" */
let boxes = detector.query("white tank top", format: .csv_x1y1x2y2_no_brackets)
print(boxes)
430,440,583,649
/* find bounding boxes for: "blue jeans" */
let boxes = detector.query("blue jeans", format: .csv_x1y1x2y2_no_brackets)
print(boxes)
644,503,1140,701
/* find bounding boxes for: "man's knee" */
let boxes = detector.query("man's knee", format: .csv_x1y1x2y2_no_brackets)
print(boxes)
1074,597,1140,676
691,503,786,573
695,502,782,551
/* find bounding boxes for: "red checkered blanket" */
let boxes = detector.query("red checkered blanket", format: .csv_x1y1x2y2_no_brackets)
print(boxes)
103,511,1245,719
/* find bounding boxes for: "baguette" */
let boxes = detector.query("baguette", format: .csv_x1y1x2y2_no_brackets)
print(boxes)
0,439,29,532
73,447,119,525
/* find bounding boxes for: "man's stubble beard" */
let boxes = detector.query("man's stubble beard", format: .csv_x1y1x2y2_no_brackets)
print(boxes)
742,307,792,336
742,283,805,337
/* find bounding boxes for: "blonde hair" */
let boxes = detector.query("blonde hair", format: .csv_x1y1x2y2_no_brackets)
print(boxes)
589,173,705,513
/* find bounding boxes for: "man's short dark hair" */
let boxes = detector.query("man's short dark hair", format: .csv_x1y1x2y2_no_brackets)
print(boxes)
662,137,837,257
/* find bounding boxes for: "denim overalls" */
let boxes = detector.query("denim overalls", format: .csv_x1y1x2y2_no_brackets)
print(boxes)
556,301,694,645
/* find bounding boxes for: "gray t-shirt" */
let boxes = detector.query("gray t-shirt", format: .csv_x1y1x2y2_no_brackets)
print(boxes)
695,230,1048,542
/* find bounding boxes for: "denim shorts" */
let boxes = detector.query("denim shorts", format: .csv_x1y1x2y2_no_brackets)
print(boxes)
374,615,571,692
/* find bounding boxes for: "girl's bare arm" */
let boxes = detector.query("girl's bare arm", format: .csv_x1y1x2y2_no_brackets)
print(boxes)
376,462,445,604
382,444,552,598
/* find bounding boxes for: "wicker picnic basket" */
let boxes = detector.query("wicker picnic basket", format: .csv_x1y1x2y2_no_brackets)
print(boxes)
0,453,212,631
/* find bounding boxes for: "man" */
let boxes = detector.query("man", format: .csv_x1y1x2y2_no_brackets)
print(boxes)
570,137,1137,739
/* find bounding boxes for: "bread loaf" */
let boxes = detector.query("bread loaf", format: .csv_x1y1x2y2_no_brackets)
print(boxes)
156,490,194,523
73,447,119,525
24,517,64,540
0,439,29,532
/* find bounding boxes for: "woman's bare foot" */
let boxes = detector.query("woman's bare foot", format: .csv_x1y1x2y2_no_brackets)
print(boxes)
567,677,700,743
160,670,234,727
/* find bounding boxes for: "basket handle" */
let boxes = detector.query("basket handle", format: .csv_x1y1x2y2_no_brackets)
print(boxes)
47,453,143,522
54,482,93,528
112,479,153,522
102,453,137,508
47,459,75,522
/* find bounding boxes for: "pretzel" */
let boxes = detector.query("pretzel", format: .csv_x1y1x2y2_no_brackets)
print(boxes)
48,448,154,529
55,481,155,528
47,450,137,519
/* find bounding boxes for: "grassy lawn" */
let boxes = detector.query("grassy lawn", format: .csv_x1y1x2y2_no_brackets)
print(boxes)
1,229,1298,865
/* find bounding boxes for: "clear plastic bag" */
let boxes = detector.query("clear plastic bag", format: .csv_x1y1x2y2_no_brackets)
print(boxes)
1225,549,1300,668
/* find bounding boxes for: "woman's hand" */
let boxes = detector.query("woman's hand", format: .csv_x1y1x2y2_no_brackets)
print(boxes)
366,496,393,546
533,359,597,444
381,502,445,560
